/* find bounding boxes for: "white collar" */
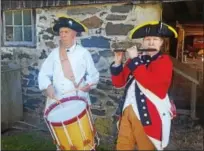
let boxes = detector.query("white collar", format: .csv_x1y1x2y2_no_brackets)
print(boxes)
67,43,77,53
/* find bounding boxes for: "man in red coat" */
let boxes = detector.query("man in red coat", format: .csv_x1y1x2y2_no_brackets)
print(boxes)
110,21,178,150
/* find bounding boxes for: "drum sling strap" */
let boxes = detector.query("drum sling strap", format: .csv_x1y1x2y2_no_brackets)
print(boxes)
60,46,83,95
45,46,96,150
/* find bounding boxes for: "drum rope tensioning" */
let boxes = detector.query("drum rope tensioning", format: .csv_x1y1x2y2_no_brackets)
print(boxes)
43,84,100,151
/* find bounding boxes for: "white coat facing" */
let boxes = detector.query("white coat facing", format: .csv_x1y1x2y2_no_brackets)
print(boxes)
38,43,99,107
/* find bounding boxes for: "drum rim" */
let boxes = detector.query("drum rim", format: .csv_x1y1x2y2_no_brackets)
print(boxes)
44,96,89,126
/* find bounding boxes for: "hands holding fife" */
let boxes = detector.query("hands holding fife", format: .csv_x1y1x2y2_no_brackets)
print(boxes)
126,45,138,59
114,51,124,65
114,45,139,64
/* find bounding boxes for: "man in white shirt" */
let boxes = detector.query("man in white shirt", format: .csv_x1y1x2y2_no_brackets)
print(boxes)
38,15,99,106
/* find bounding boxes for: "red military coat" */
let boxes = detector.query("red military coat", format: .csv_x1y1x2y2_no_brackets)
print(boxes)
110,52,173,144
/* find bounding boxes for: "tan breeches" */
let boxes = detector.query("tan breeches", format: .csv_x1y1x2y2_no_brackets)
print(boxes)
116,105,155,150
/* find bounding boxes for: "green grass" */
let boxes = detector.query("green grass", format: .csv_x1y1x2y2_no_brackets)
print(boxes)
1,131,110,150
1,132,56,150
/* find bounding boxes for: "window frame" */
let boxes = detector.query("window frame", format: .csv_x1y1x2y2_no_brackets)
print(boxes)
2,9,36,47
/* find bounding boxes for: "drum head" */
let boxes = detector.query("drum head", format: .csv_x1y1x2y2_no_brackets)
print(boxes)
47,99,86,123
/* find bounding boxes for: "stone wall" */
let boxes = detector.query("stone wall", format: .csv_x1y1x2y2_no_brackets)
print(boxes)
1,3,161,145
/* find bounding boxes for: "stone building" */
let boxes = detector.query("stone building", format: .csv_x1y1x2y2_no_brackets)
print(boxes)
1,0,203,147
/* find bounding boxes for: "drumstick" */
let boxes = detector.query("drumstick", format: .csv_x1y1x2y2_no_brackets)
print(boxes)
62,83,97,95
47,83,97,108
62,88,79,95
54,97,61,104
47,96,61,104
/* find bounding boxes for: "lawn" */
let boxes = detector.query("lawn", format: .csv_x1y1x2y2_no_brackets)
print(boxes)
1,130,109,150
1,131,56,150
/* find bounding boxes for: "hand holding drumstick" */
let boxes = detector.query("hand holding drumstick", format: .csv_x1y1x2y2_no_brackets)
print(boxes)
46,83,97,103
63,83,97,95
46,85,61,104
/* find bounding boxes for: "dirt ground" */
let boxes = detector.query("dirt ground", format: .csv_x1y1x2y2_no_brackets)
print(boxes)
2,114,203,150
168,115,203,150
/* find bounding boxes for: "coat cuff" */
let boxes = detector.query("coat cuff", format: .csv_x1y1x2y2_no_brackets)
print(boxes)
127,57,143,71
110,62,123,76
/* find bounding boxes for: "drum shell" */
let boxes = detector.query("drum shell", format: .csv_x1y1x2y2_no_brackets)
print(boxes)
44,96,95,150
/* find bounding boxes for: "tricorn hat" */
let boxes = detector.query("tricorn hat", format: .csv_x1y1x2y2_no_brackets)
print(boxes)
129,21,178,39
53,15,88,33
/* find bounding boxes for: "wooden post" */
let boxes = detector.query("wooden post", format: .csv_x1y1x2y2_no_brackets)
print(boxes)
191,82,198,120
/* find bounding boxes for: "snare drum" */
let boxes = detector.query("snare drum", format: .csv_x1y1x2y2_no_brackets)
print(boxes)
44,96,98,150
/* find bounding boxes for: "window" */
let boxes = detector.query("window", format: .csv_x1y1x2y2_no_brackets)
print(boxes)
3,9,36,47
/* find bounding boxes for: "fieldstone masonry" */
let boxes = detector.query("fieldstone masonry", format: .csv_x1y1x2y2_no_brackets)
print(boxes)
1,3,162,147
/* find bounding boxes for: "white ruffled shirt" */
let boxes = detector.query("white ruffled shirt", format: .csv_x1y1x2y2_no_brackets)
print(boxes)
38,43,99,105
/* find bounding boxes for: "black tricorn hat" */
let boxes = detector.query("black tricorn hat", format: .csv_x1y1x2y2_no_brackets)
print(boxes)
129,21,178,39
52,15,88,33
